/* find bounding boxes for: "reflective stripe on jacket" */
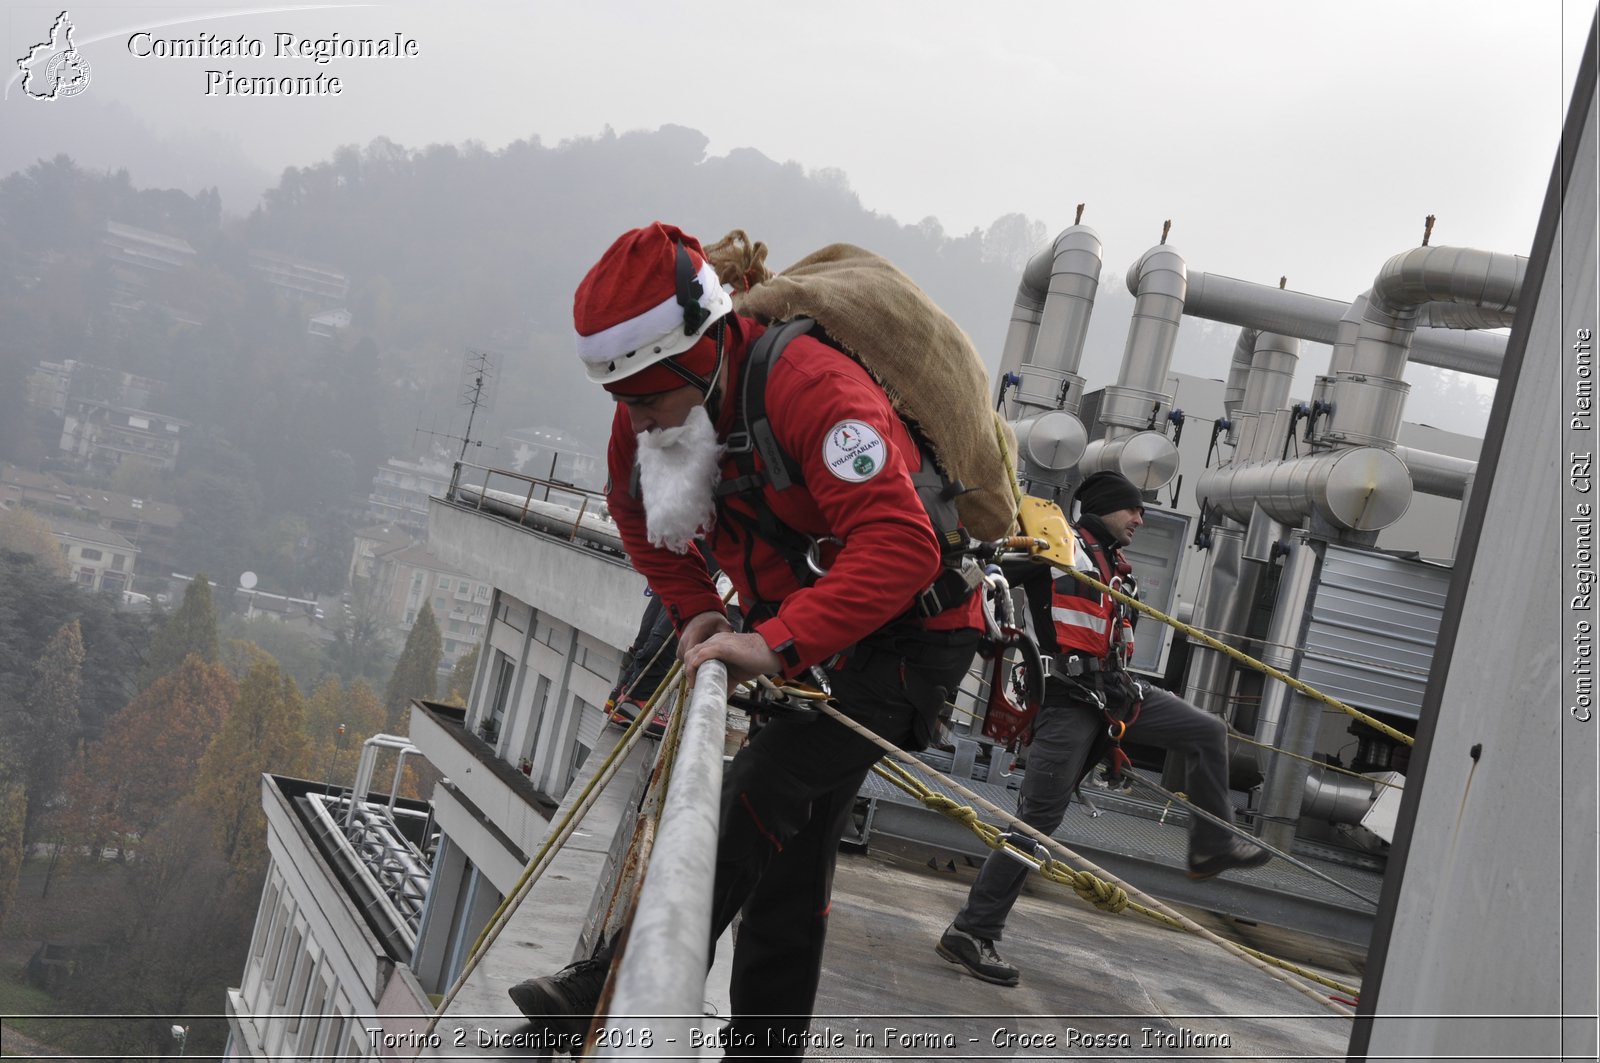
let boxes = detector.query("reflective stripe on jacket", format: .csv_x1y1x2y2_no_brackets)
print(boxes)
1048,522,1134,665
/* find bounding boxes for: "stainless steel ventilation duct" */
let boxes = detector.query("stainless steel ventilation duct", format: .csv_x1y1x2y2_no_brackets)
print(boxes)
1324,247,1525,449
1241,332,1300,415
1008,225,1103,417
1222,328,1257,428
1195,447,1413,531
1177,269,1507,378
1005,226,1104,484
1079,245,1184,486
1393,445,1478,500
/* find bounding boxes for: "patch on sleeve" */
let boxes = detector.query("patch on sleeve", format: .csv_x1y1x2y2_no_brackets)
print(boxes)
822,420,887,482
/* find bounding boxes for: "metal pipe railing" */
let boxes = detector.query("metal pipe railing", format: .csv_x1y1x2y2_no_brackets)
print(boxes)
599,661,729,1057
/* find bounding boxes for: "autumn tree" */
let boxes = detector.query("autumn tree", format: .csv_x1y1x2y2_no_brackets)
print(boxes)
141,575,219,688
382,601,440,730
0,506,68,577
304,676,384,789
445,641,481,705
8,619,84,847
192,649,310,875
64,655,236,855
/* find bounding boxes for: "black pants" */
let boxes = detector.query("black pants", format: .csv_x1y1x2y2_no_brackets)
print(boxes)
709,629,978,1059
954,679,1236,941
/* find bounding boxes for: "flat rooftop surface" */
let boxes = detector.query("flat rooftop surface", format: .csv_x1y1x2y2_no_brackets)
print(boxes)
788,842,1361,1061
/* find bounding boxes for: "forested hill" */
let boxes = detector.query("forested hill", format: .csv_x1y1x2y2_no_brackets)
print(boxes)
236,123,1059,456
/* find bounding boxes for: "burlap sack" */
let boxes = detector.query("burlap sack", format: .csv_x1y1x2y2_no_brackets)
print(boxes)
712,238,1020,540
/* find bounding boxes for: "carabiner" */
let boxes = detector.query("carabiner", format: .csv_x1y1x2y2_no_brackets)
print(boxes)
804,535,844,578
1106,718,1127,742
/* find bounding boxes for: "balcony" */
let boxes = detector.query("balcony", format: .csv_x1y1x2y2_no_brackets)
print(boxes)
407,701,557,866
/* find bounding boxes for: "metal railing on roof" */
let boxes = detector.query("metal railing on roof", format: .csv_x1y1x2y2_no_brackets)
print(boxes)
446,461,624,554
599,661,729,1057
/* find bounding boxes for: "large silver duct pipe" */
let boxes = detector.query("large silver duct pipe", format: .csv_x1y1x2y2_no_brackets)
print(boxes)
1178,269,1507,378
1301,764,1383,825
1255,531,1320,851
1103,245,1187,435
1079,243,1185,486
1182,521,1246,718
1393,445,1478,500
1196,446,1413,531
1008,225,1104,418
1241,332,1300,416
1006,225,1103,486
1222,328,1257,428
1325,247,1525,449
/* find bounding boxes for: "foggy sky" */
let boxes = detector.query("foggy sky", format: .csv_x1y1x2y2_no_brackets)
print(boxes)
0,0,1590,308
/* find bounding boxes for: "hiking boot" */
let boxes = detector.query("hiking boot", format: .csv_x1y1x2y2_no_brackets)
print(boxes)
936,923,1020,986
507,955,609,1053
1187,838,1272,880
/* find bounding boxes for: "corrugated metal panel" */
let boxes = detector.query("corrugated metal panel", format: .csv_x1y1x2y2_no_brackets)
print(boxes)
1297,544,1451,720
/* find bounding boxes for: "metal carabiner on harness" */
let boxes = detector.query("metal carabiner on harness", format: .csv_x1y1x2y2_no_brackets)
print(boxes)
804,535,844,578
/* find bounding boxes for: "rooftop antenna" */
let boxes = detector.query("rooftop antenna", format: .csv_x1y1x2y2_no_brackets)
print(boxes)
1075,203,1085,225
1422,214,1436,247
456,349,497,462
1160,219,1172,244
411,348,499,463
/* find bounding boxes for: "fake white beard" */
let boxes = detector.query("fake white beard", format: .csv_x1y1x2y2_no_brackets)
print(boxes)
634,403,723,554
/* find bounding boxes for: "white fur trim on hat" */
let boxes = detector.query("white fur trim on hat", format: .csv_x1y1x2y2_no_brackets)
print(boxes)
576,260,732,384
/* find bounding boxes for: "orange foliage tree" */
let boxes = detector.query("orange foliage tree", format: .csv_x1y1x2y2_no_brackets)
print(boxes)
192,649,311,876
63,655,237,856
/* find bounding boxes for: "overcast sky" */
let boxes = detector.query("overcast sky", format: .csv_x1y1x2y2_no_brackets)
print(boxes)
1,0,1592,305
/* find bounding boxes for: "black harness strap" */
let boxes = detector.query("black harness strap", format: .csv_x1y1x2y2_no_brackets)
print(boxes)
713,316,978,621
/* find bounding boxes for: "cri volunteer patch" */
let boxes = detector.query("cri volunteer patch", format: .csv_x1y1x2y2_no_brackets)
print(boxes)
822,420,886,482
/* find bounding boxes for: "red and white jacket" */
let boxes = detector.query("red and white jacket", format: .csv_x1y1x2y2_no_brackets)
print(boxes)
605,314,982,677
1047,519,1136,667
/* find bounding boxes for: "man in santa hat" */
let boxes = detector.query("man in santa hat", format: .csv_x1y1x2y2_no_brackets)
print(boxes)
509,222,982,1056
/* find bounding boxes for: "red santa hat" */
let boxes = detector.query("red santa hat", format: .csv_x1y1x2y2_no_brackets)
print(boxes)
574,222,733,395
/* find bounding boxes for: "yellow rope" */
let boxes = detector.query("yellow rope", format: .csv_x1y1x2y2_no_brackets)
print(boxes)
799,698,1355,1016
1059,565,1414,747
1228,730,1404,790
869,756,1363,999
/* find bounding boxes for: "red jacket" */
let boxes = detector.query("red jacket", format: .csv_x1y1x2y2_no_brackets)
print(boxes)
1048,519,1135,665
606,315,982,676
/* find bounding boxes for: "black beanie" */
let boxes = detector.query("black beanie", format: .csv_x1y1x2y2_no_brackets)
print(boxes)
1075,471,1145,517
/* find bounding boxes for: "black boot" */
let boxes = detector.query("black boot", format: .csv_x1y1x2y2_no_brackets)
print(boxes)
508,953,610,1054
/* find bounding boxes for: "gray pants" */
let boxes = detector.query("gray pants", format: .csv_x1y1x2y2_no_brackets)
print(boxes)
954,681,1236,941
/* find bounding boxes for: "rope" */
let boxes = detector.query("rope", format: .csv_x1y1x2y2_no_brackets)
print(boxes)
423,659,681,1034
803,697,1356,1017
868,758,1364,998
1228,730,1404,791
1058,565,1414,747
1115,771,1381,909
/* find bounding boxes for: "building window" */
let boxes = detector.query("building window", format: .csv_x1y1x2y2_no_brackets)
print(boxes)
433,596,446,613
485,653,515,740
437,575,450,590
459,580,470,593
284,950,315,1033
273,927,303,1005
79,548,102,561
111,553,126,570
76,568,96,587
251,882,282,959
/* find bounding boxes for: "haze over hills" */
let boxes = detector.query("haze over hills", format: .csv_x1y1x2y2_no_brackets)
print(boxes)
0,120,1487,555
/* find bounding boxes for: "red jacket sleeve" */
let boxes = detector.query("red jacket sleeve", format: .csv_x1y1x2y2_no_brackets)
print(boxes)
604,405,724,630
750,354,944,670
